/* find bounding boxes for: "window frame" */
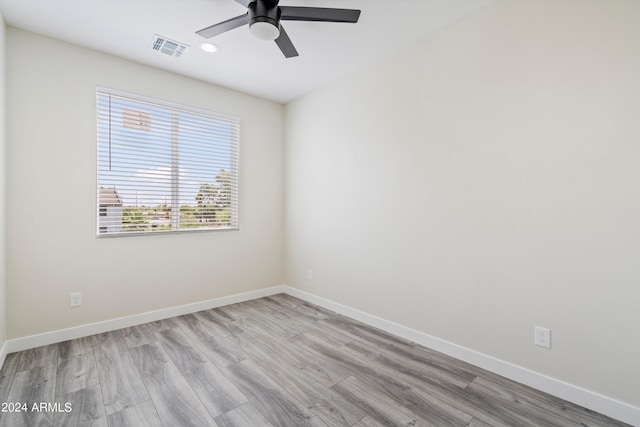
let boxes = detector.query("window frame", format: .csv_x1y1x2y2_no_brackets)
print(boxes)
95,86,240,237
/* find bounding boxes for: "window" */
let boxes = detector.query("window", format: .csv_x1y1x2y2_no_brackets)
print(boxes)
96,88,239,236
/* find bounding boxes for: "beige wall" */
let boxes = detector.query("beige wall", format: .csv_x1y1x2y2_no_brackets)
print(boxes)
284,0,640,408
6,28,284,339
0,12,6,348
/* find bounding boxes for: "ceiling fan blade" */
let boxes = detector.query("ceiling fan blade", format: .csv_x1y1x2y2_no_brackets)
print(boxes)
233,0,253,6
196,13,250,39
280,6,361,23
275,25,299,58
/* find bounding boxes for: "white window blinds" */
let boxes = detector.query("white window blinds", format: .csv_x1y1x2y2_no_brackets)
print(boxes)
96,88,239,236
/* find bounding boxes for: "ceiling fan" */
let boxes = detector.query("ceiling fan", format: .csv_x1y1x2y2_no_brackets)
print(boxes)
196,0,361,58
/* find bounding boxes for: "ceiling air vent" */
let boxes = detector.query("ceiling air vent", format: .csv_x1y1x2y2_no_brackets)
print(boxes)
151,35,188,58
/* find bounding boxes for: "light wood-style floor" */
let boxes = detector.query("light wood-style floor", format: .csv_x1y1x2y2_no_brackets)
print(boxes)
0,294,629,426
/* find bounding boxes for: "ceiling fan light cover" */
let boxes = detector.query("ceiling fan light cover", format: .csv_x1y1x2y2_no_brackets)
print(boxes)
250,21,280,41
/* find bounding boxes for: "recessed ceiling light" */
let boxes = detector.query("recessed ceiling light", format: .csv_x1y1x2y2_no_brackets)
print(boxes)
200,43,218,53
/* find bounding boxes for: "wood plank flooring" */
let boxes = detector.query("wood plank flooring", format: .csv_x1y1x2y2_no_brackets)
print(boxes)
0,294,630,426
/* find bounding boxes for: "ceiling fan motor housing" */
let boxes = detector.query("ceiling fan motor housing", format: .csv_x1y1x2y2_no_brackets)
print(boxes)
249,0,281,31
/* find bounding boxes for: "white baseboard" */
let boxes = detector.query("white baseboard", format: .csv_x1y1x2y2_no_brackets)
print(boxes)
0,340,7,371
5,285,286,354
282,286,640,426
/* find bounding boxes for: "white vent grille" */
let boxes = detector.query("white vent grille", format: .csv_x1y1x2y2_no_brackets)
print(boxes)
151,35,188,58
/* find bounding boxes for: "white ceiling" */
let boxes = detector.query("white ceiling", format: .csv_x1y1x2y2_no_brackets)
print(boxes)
0,0,492,103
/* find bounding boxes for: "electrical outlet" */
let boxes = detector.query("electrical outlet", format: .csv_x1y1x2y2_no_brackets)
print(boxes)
534,326,551,348
70,292,82,308
307,269,313,280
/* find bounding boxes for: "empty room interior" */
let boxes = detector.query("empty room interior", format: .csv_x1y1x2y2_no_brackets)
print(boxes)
0,0,638,426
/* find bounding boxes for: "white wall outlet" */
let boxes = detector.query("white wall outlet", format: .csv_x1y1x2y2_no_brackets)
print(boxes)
70,292,82,308
534,326,551,348
307,269,313,280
